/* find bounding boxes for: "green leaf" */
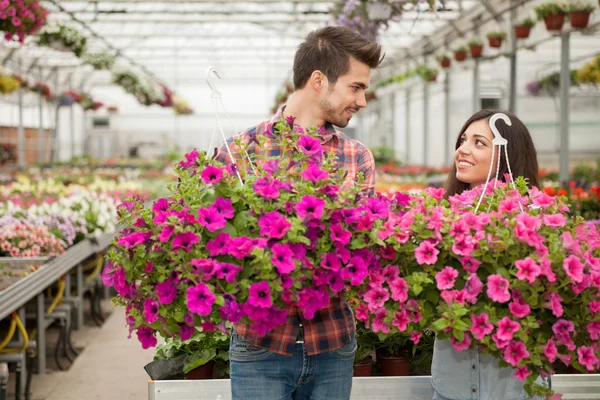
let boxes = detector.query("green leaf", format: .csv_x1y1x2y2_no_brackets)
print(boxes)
183,349,216,374
431,318,451,332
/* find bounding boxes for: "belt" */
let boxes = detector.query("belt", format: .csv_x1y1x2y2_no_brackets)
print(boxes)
296,324,304,344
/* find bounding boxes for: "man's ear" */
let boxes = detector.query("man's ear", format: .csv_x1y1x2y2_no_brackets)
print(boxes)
310,70,328,93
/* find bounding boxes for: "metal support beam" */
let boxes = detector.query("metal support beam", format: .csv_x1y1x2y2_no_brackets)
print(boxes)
405,89,411,164
423,79,430,166
444,70,451,165
70,75,75,159
473,59,480,113
38,66,45,164
480,0,503,22
508,0,517,112
559,32,570,183
17,58,25,169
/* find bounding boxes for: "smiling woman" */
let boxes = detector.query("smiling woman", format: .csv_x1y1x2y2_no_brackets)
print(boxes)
444,109,539,199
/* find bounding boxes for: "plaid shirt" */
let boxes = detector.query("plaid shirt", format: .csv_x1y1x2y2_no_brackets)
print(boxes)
215,108,375,356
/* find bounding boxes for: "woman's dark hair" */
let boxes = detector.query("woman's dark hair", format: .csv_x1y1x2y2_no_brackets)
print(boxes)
444,109,539,198
293,26,384,90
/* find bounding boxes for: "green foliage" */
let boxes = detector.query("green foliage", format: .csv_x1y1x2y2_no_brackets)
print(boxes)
566,1,596,12
82,52,116,70
370,146,397,165
534,2,567,19
374,70,417,90
486,31,507,40
37,24,87,58
517,17,537,27
467,38,483,46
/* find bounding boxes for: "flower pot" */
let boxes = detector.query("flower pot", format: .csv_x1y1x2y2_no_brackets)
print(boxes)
469,45,483,58
514,25,531,39
439,58,451,69
426,75,438,83
454,52,467,62
379,356,410,376
366,2,393,21
184,361,214,380
353,361,374,377
543,13,565,31
488,37,503,48
570,11,591,29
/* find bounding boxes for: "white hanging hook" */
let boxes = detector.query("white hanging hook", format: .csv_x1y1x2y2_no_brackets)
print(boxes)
489,113,511,146
205,66,222,98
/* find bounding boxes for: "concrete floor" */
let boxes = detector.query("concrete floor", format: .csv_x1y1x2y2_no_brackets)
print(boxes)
27,305,155,400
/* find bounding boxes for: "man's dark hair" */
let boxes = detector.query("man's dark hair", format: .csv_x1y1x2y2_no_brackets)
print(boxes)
444,109,540,198
293,26,384,90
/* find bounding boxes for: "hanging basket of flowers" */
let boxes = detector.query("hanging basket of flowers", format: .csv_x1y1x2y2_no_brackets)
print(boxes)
37,24,88,58
567,2,595,29
0,75,21,95
453,45,468,62
534,2,567,32
467,38,484,58
486,31,506,48
436,54,451,69
31,82,52,99
82,52,116,70
514,17,536,39
0,0,49,43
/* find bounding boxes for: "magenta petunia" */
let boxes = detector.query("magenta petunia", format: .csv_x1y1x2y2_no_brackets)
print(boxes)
136,327,157,349
156,279,178,305
340,256,368,285
200,165,224,184
213,197,235,219
365,197,389,219
300,164,329,183
321,252,341,272
544,293,564,317
186,283,216,315
326,270,345,292
587,321,600,340
271,243,296,274
296,286,330,319
158,225,175,243
471,313,494,340
578,346,599,372
197,207,227,232
297,135,323,157
228,236,254,259
179,324,195,341
543,214,567,228
486,274,511,303
206,232,231,256
153,198,170,213
464,274,483,304
143,298,159,324
514,366,531,381
215,262,242,283
330,223,351,246
220,293,243,323
171,231,200,252
190,258,218,279
117,232,151,248
508,297,531,318
248,281,273,309
392,310,410,332
543,337,558,363
461,256,482,273
101,261,116,287
415,241,440,265
295,195,326,220
254,177,280,199
258,211,291,239
450,332,472,352
389,277,409,302
435,266,459,290
179,149,200,169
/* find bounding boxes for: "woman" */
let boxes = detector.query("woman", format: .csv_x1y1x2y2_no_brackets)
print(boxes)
432,109,540,400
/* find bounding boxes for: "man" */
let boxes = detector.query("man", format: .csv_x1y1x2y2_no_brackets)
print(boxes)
215,26,383,400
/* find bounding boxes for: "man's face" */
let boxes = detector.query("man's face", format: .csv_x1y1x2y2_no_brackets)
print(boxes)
318,57,370,128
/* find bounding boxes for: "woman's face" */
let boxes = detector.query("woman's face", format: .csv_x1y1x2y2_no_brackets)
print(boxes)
455,119,497,188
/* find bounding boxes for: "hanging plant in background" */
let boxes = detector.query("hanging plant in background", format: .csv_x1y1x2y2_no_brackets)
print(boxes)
525,69,579,96
514,17,536,39
173,95,193,115
82,52,116,70
0,0,49,43
81,93,104,111
567,2,595,29
486,31,506,48
37,24,87,57
159,86,174,108
416,64,439,83
467,38,483,58
453,45,468,62
534,2,567,32
373,69,416,91
576,55,600,85
0,74,20,95
436,53,451,69
31,81,52,99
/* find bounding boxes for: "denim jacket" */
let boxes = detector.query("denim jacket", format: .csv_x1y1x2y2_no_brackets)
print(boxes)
431,338,541,400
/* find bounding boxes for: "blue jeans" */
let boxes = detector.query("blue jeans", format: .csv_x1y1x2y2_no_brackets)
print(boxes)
229,332,356,400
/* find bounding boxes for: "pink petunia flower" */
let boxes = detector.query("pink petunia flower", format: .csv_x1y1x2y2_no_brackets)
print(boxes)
158,225,175,243
586,321,600,340
514,366,531,381
258,211,291,239
172,231,200,252
563,255,585,283
389,277,409,302
300,164,329,182
197,207,227,232
136,327,157,349
186,283,216,315
206,232,231,256
486,274,511,303
143,298,159,324
584,251,600,270
200,165,224,184
330,223,352,246
464,274,483,304
461,256,482,273
248,281,273,309
321,252,341,272
435,266,458,290
577,346,599,372
503,340,530,367
410,331,422,344
496,317,521,341
451,235,475,257
544,293,564,317
215,262,242,283
508,297,531,319
392,310,410,331
297,135,323,157
340,256,368,285
415,241,440,265
450,332,472,352
156,279,178,304
471,313,494,340
213,197,235,219
364,286,390,311
543,214,567,228
515,257,542,284
543,337,558,363
228,236,254,259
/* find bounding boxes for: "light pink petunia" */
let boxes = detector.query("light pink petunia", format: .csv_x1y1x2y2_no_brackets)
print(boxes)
578,346,599,372
563,255,585,283
515,257,542,284
364,286,390,311
486,274,511,303
415,241,440,265
435,266,459,290
543,214,567,227
514,366,531,381
450,332,472,352
503,340,530,367
543,337,558,363
496,317,521,341
389,277,409,302
471,313,494,340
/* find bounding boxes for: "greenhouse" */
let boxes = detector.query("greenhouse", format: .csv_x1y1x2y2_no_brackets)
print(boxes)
1,0,600,399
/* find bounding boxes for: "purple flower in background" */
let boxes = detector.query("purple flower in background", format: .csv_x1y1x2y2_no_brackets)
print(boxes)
213,197,235,219
300,164,329,183
258,211,291,239
137,327,157,349
526,80,541,96
158,225,175,243
143,298,159,324
201,166,224,184
156,279,178,304
271,243,296,274
248,281,273,309
197,207,227,232
295,195,325,220
186,283,216,315
206,232,231,256
171,231,199,252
